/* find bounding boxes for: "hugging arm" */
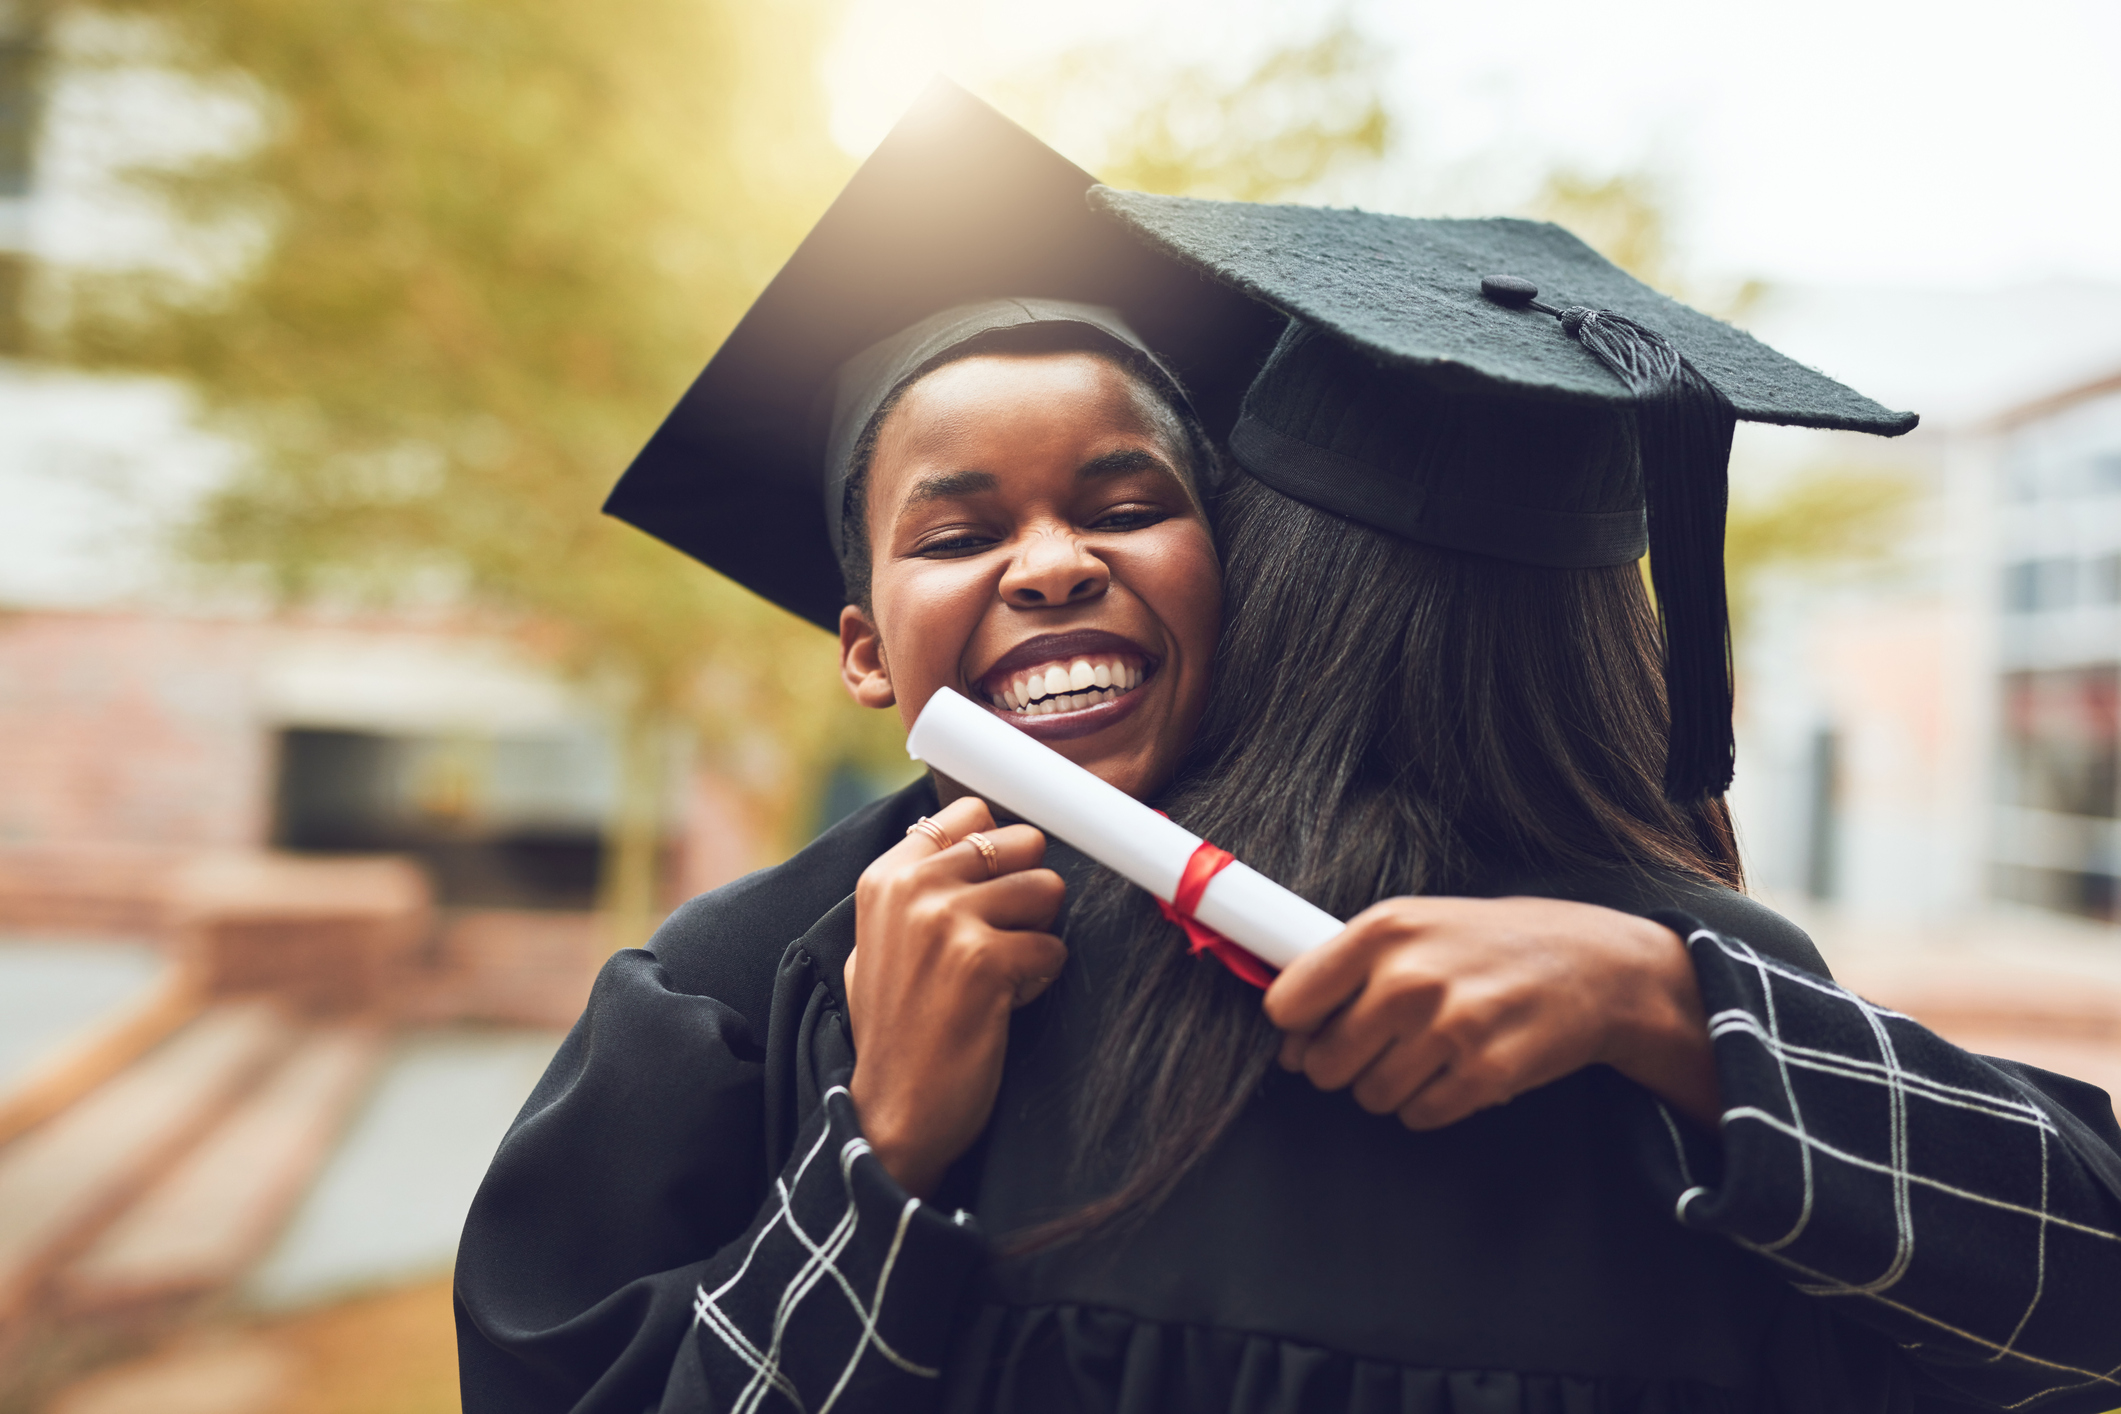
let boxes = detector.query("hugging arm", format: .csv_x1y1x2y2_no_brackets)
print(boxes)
454,948,983,1414
1646,914,2121,1413
660,1086,984,1412
458,793,1057,1414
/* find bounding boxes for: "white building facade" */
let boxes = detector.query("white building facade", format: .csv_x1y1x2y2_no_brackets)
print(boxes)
1989,374,2121,918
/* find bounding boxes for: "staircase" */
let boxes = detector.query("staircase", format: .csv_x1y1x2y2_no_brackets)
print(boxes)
0,1004,384,1357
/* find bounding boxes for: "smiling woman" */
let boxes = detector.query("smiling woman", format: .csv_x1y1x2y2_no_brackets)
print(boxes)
837,328,1220,793
453,86,1280,1414
818,310,1231,1200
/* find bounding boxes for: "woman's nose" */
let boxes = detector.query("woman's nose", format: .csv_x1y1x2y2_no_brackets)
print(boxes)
1000,529,1109,607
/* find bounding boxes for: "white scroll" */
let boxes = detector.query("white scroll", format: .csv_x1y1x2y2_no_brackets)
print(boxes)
904,687,1343,970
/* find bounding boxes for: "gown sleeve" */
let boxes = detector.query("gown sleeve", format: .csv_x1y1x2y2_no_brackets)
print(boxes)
1640,910,2121,1414
454,945,985,1413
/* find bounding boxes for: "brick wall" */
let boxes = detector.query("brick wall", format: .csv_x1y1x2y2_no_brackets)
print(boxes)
0,612,271,852
0,609,768,937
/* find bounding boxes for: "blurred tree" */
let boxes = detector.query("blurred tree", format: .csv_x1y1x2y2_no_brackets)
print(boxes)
39,2,1396,944
1724,463,1920,636
0,0,48,353
40,0,877,947
1528,166,1763,322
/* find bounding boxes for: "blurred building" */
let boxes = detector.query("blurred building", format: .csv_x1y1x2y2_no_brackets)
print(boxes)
1990,371,2121,917
0,608,726,911
1731,285,2121,927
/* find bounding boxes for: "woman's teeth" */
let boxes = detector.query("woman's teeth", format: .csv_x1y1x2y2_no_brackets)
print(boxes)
990,656,1146,715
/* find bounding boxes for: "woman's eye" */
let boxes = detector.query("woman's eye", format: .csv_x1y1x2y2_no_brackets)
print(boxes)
1090,506,1170,532
917,532,996,557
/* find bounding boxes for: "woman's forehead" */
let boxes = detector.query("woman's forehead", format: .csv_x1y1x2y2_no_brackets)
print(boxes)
875,352,1178,473
899,349,1147,415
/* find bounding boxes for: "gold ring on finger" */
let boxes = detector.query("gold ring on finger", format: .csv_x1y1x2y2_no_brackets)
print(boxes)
964,831,1000,878
906,816,951,850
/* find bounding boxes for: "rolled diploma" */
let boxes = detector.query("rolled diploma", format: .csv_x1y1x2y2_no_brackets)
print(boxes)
905,687,1343,970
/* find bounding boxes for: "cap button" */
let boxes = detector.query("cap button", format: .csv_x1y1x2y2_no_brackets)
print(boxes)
1480,275,1540,307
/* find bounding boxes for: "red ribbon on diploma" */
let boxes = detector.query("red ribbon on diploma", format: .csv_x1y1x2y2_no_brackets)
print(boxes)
1155,839,1278,989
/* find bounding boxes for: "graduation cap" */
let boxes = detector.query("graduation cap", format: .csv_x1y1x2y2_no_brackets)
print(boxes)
603,82,1280,632
1090,190,1918,802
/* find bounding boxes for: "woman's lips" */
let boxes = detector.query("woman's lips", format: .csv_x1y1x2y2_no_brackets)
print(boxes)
990,669,1153,741
972,633,1159,741
986,652,1146,715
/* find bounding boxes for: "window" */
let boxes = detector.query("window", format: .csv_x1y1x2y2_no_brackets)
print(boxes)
272,728,619,909
1997,666,2121,919
2090,552,2121,606
1999,667,2120,820
2003,557,2081,613
2005,561,2039,612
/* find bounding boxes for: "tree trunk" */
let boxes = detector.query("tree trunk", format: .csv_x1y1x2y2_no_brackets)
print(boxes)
598,705,667,953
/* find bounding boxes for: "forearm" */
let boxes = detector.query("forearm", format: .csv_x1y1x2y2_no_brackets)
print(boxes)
1644,913,2121,1413
458,950,985,1414
664,1086,985,1412
1599,914,1723,1128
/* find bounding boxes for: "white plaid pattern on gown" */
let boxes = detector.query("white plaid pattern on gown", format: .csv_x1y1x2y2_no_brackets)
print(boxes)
664,1086,982,1414
1656,917,2121,1414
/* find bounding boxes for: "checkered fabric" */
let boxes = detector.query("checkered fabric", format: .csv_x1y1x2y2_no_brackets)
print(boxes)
660,1086,984,1414
1654,914,2121,1413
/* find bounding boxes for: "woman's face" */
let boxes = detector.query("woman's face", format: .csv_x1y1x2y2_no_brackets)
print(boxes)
838,350,1221,802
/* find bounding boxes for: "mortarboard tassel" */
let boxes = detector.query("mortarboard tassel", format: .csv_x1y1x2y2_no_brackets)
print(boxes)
1556,306,1738,802
1476,275,1737,799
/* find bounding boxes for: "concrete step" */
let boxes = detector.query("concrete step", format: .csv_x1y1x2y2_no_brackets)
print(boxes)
243,1028,561,1309
398,909,603,1028
0,961,201,1152
41,1337,291,1414
0,1003,291,1325
56,1027,383,1312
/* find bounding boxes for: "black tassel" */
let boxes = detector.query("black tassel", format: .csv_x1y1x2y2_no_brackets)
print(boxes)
1560,306,1737,803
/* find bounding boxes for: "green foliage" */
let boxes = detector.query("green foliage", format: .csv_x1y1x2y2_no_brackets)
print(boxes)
54,0,846,718
1724,464,1921,633
1527,166,1762,321
43,0,908,936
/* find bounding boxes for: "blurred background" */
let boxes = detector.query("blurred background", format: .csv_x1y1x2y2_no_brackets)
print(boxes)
0,0,2117,1408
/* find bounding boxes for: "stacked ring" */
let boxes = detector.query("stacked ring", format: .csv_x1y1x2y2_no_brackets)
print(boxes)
906,816,951,850
964,831,1000,878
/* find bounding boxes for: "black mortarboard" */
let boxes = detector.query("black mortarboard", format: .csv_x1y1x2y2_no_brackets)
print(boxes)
603,82,1279,632
1091,190,1919,802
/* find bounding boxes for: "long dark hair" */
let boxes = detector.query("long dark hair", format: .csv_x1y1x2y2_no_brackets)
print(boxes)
1021,472,1741,1247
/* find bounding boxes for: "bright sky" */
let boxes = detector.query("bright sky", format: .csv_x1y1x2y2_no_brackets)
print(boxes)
825,0,2121,288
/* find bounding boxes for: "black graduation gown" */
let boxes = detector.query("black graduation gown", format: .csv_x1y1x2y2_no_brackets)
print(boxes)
455,781,2121,1414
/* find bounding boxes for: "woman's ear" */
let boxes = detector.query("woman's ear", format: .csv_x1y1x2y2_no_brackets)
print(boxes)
839,603,896,710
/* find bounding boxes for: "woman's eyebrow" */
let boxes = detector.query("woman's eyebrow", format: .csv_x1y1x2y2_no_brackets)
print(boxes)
902,468,1000,509
1076,448,1172,481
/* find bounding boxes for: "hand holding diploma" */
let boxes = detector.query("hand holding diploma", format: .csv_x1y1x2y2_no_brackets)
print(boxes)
844,794,1067,1198
906,688,1343,975
847,688,1338,1194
